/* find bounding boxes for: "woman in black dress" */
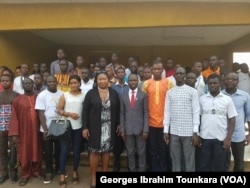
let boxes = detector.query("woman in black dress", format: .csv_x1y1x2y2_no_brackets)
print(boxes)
82,71,120,188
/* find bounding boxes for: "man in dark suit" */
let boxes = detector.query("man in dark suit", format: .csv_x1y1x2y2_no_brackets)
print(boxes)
120,73,149,172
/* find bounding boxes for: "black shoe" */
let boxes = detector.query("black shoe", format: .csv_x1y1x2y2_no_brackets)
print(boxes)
55,170,60,176
0,175,9,184
11,174,18,184
113,166,120,172
55,171,68,179
43,173,53,184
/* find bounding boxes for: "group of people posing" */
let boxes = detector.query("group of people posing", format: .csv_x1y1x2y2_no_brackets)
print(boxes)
0,49,250,188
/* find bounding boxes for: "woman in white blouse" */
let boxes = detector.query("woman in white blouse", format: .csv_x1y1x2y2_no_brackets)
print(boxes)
57,74,85,188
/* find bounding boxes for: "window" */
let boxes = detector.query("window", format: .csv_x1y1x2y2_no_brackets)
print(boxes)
233,52,250,68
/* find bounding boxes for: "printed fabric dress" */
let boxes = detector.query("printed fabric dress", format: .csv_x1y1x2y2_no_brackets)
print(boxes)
89,96,112,153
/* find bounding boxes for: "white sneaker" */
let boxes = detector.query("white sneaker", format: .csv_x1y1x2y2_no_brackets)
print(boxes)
43,173,52,184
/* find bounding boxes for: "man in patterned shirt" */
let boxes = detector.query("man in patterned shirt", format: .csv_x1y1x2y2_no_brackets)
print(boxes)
54,59,71,92
142,61,173,172
163,67,200,172
0,75,18,184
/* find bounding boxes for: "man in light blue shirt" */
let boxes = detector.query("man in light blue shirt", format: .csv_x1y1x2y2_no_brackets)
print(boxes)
50,49,74,75
111,67,129,172
222,72,250,171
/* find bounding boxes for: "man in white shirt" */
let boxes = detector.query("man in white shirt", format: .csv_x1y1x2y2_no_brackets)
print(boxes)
80,68,94,94
163,67,200,172
13,64,30,94
199,73,237,171
192,61,206,96
35,76,63,184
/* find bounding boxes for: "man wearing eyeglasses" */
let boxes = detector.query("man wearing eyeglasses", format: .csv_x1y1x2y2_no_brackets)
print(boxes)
222,72,250,172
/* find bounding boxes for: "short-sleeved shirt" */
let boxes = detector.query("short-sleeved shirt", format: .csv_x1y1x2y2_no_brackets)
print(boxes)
50,60,74,76
142,78,173,128
54,73,71,92
199,92,238,141
202,66,220,80
222,89,250,142
80,79,94,94
35,89,63,132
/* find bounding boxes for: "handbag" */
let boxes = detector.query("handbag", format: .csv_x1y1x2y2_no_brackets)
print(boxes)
48,116,72,140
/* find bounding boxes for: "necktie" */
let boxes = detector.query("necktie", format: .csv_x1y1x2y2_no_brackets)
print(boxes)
131,90,135,109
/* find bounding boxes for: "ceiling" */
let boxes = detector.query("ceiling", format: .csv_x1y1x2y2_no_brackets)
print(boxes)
1,0,250,3
2,0,250,46
29,25,250,46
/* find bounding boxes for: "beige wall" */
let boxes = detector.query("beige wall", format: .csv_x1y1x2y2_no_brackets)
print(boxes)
0,31,243,71
1,2,250,30
0,2,249,71
1,30,249,71
0,32,57,72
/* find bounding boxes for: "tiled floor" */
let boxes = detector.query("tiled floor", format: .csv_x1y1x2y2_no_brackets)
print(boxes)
1,145,250,187
0,165,92,188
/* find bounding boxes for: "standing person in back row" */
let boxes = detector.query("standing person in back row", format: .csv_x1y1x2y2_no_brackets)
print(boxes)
199,74,237,171
54,59,71,92
50,49,74,76
111,67,129,172
142,61,173,172
13,64,30,94
120,73,149,172
202,55,221,81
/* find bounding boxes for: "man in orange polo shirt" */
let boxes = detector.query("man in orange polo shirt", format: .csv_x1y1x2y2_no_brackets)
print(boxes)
202,55,221,81
142,61,173,172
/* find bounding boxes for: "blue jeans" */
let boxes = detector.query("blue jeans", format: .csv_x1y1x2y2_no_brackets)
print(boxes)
199,138,226,171
71,128,83,171
59,139,70,174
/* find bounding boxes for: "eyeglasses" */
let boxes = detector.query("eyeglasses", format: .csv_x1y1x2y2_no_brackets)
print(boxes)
96,71,107,74
224,78,238,81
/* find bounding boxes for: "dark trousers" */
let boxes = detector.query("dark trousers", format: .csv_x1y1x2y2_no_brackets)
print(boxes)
199,138,226,171
148,127,169,172
0,132,8,177
42,136,60,174
224,149,231,171
113,134,125,170
231,141,245,171
195,147,201,171
71,128,83,171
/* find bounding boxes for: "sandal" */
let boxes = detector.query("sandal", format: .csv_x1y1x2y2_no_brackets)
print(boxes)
72,176,79,184
18,178,28,186
59,180,66,188
72,172,79,184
